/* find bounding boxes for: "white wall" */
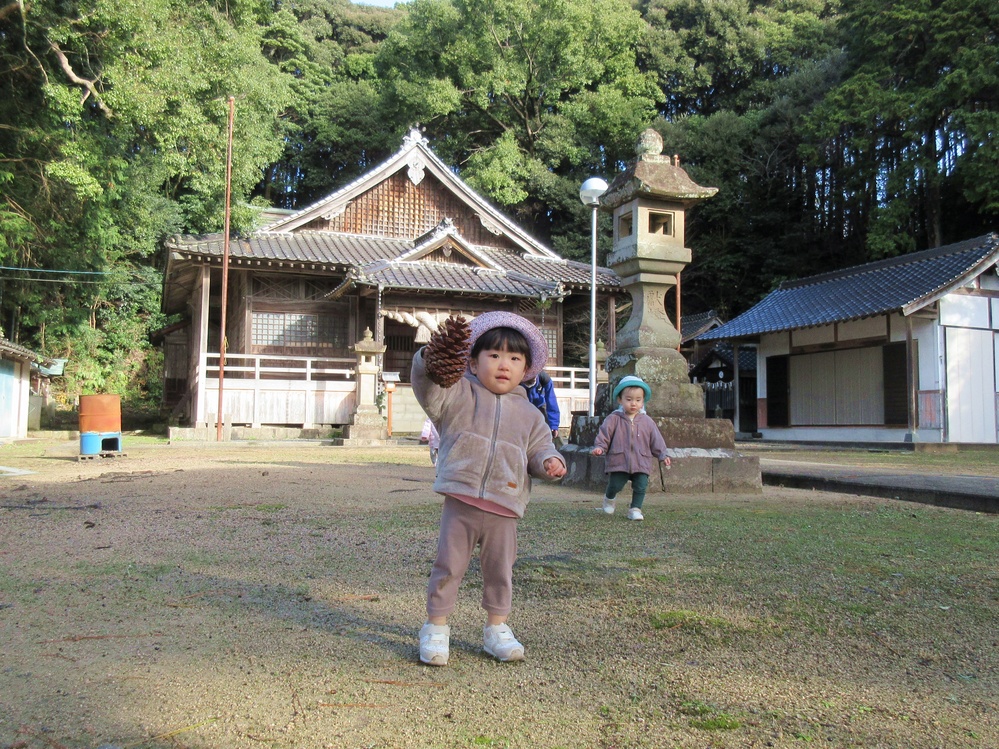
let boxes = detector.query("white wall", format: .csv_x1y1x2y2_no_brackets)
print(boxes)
912,316,941,390
0,358,32,440
945,327,996,443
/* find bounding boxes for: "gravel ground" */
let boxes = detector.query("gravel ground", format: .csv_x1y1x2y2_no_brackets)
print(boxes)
0,441,995,749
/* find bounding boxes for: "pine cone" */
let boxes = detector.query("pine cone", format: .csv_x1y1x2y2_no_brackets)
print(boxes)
425,315,471,387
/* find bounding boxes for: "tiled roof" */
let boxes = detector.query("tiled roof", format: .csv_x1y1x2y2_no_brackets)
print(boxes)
164,130,623,307
167,231,619,296
681,310,723,343
345,261,560,299
699,234,999,340
485,247,620,289
0,338,45,363
167,231,407,268
689,342,757,376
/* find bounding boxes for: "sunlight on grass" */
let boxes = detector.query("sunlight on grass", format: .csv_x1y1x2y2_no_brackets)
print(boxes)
650,609,732,632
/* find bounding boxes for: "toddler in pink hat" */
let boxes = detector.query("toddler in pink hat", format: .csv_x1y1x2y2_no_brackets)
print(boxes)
411,311,566,666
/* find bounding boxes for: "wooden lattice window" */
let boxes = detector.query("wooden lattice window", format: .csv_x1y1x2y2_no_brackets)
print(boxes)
252,276,337,301
252,310,349,350
540,327,558,367
253,277,298,300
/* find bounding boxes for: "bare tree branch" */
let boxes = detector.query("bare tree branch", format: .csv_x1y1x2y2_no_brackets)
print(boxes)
48,41,112,116
0,1,23,21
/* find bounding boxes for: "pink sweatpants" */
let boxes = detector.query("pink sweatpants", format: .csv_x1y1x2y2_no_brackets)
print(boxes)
426,495,519,618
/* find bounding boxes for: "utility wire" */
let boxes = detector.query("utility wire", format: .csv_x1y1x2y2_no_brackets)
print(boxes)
0,265,159,285
0,277,160,285
0,265,111,275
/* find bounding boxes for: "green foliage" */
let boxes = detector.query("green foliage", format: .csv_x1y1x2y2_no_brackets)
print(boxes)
804,0,999,253
1,0,997,405
375,0,658,248
1,0,294,408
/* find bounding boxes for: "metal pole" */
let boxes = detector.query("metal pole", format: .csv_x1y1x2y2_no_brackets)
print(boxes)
588,203,598,417
386,388,394,437
216,96,234,442
676,271,682,350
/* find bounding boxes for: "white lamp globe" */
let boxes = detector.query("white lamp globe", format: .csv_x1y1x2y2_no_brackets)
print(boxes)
579,177,608,206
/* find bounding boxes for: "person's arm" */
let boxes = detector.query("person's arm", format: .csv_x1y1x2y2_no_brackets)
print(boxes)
542,379,560,433
526,411,565,479
649,419,671,465
591,416,613,456
411,347,461,423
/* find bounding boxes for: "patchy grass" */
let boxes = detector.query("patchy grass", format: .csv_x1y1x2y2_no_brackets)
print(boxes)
0,442,996,749
649,609,733,632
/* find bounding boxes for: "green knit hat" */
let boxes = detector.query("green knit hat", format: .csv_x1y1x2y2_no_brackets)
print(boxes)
612,375,652,402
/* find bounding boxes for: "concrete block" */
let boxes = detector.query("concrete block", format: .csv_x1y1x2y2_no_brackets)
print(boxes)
663,456,714,493
712,456,762,494
557,446,762,496
569,415,602,448
588,451,607,487
558,444,593,489
655,417,735,449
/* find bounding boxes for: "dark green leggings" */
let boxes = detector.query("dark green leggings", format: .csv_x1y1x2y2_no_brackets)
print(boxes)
605,471,650,510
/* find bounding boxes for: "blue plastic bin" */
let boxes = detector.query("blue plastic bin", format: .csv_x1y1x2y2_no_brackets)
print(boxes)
80,431,122,455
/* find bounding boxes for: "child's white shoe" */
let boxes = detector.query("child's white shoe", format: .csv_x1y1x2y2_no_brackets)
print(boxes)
627,507,644,521
483,623,525,662
419,622,450,666
602,495,616,514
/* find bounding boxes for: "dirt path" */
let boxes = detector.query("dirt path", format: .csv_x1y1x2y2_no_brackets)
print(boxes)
1,441,995,748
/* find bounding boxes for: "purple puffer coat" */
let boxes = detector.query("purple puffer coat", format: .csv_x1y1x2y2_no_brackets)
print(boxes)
594,410,668,475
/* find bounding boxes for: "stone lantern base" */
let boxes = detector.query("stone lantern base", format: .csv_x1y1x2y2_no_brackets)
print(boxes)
563,413,761,495
334,406,388,445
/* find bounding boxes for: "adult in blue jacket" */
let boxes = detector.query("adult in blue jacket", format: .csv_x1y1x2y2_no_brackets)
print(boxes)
524,371,560,439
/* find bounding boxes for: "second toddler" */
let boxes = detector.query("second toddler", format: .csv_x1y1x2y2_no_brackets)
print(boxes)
591,375,671,521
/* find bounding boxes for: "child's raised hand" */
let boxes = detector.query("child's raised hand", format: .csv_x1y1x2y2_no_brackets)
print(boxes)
591,447,604,456
544,457,566,478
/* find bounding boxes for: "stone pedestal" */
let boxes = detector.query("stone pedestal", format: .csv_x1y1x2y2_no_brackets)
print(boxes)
564,414,761,494
559,442,761,494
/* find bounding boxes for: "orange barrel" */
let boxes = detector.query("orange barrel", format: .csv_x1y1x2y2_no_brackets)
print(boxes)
79,394,122,433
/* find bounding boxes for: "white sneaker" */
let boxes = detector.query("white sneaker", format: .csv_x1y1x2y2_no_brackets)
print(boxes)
627,507,644,521
419,622,450,666
602,495,616,514
483,624,525,662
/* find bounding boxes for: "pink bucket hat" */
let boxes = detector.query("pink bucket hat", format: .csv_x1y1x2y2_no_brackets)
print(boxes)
467,311,549,383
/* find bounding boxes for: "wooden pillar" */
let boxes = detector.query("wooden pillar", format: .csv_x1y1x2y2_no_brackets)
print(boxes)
190,265,211,428
906,316,918,438
732,341,740,434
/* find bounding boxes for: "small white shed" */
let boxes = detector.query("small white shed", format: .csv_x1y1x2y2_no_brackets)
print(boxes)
0,338,47,440
699,234,999,445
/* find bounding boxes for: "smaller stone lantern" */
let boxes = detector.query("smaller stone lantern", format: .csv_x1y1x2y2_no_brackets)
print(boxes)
341,328,389,444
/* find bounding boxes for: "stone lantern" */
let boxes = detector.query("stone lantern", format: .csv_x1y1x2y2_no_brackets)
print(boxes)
562,129,761,493
599,128,717,426
341,327,388,443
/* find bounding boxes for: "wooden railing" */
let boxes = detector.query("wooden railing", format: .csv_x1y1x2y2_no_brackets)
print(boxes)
547,366,591,390
194,355,596,429
198,352,357,428
204,352,355,380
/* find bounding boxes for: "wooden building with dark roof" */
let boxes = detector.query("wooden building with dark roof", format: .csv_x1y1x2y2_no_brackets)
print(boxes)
161,129,620,430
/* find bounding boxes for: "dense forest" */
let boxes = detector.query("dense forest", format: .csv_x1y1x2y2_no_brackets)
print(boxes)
1,0,997,411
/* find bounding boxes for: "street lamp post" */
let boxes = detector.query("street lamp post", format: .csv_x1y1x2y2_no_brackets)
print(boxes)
579,177,608,417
